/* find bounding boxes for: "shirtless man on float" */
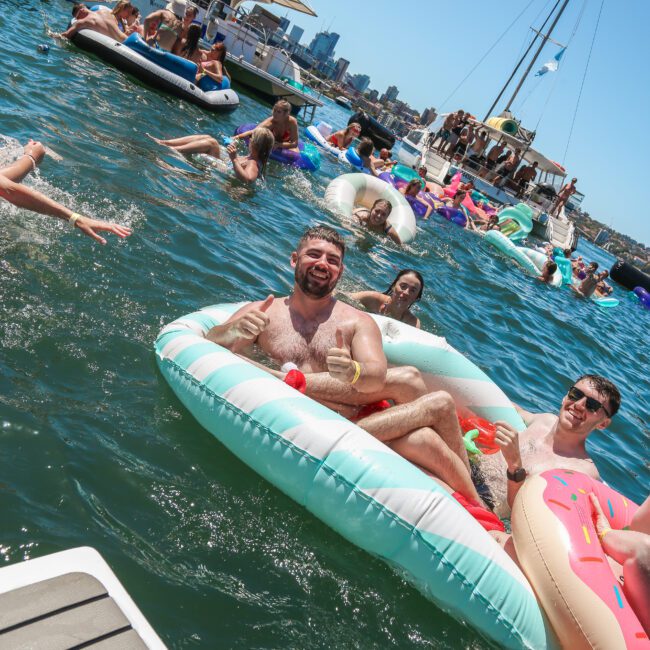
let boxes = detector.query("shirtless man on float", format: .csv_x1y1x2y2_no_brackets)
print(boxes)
206,225,483,506
58,2,133,42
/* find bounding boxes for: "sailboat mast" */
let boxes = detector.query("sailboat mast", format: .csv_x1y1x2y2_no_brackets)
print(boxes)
482,0,562,122
504,0,570,112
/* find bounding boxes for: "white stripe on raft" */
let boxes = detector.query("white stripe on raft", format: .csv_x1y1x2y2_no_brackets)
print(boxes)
161,334,207,360
187,351,244,383
222,377,302,413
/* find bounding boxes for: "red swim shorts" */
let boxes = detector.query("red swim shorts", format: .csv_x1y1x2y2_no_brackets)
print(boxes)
452,492,506,533
351,399,392,422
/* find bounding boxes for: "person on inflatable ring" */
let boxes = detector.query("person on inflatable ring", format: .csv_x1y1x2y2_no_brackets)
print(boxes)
353,198,402,245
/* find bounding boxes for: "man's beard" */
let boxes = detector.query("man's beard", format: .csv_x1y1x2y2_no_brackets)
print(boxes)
295,264,337,298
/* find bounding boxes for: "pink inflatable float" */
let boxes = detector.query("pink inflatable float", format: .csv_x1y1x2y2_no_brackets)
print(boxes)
512,469,648,649
442,171,483,216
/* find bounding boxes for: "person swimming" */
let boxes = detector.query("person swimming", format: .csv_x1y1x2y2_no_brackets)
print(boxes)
148,127,274,183
400,179,433,219
328,122,361,150
537,260,558,284
352,198,401,245
350,269,424,328
233,99,299,153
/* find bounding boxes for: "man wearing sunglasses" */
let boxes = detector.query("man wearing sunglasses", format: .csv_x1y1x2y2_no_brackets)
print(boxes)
478,374,620,520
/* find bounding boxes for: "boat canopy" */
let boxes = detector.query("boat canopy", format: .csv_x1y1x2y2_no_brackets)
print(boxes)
231,0,317,17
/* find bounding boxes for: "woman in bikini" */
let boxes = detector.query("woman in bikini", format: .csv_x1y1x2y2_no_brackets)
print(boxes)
196,41,230,89
327,122,361,151
148,127,275,184
352,198,401,245
233,99,299,153
350,269,424,328
400,178,433,219
178,24,203,66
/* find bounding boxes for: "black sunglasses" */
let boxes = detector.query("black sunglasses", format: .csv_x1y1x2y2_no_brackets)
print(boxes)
566,386,611,418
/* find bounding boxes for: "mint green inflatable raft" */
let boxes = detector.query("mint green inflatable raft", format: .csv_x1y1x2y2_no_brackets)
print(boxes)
155,303,557,649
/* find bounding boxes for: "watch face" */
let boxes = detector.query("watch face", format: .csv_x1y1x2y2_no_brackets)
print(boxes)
508,468,527,482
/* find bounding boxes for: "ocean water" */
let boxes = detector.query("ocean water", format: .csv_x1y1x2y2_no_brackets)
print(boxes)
1,2,649,648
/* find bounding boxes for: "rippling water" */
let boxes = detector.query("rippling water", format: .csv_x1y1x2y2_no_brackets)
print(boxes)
1,2,649,647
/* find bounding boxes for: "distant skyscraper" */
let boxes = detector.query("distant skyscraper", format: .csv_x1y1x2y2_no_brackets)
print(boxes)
333,57,349,83
420,106,437,125
367,89,379,102
288,25,304,44
350,74,370,93
278,17,290,33
595,229,610,245
380,85,399,103
309,31,340,62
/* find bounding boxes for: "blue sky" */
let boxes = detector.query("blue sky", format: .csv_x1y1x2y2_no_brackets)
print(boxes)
282,0,650,246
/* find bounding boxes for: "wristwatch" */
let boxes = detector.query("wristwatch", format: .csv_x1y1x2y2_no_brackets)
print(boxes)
506,467,527,483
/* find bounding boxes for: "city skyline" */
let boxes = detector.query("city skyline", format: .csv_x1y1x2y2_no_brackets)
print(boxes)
285,0,650,246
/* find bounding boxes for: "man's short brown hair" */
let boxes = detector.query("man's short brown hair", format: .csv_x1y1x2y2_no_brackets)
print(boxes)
298,225,345,258
575,374,621,417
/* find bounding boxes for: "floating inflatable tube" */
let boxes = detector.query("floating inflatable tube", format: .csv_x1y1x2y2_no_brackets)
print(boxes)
497,205,533,243
324,173,417,244
484,230,539,276
520,248,563,287
571,277,620,308
155,304,553,649
377,172,442,219
304,125,348,162
436,205,467,227
236,123,320,171
70,30,239,113
512,470,644,649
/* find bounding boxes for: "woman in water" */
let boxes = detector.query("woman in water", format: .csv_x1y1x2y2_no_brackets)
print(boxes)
352,198,401,245
233,100,299,153
400,178,433,219
354,137,380,176
327,122,361,150
149,127,274,183
350,269,424,328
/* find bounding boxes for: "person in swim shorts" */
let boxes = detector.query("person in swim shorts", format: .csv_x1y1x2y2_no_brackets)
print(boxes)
234,99,299,153
1,138,132,245
432,111,459,154
206,225,485,505
352,198,401,245
350,268,424,328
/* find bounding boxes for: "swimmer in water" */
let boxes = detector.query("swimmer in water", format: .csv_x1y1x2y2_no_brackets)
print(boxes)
537,260,558,284
352,198,401,245
400,179,433,219
233,99,299,153
148,127,275,183
1,139,132,245
350,269,424,328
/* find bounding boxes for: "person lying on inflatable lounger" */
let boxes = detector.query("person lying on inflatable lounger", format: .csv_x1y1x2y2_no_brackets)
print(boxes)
57,0,134,42
205,225,485,507
1,138,132,245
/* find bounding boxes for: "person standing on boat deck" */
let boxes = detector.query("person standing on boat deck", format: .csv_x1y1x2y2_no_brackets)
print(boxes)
437,110,463,157
513,160,538,197
143,0,185,51
1,139,132,244
480,141,505,177
350,269,424,329
233,99,299,153
452,121,477,159
431,111,459,154
550,177,578,217
206,225,485,505
492,147,522,186
171,4,198,55
57,1,133,41
467,130,489,165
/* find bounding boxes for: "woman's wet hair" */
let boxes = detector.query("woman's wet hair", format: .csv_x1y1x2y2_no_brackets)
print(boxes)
384,269,425,302
112,0,133,16
357,137,374,157
405,179,422,194
546,261,558,274
372,198,392,215
345,122,361,137
250,127,275,176
182,24,202,57
211,41,227,62
273,99,292,113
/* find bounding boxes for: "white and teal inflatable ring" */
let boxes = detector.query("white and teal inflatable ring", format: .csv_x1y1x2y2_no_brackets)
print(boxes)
154,303,555,649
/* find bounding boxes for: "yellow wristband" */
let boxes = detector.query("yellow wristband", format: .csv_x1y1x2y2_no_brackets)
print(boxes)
598,528,612,541
68,212,82,228
350,361,361,385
